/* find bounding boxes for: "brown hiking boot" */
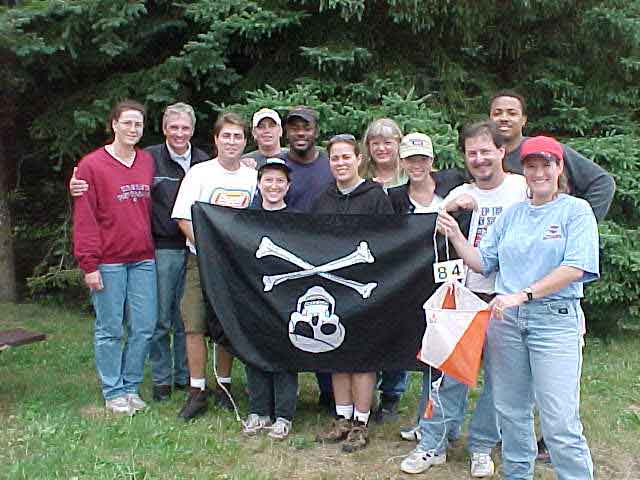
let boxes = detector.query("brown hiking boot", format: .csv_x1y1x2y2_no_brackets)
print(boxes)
177,387,208,421
341,421,369,453
315,417,352,443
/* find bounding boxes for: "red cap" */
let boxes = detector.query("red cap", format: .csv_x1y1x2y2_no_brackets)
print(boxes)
520,136,563,163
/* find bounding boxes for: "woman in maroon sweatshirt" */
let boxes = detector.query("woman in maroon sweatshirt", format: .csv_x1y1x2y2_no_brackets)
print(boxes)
73,100,156,415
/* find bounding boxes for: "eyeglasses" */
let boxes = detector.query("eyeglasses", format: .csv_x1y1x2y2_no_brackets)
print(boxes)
329,133,356,142
117,120,144,130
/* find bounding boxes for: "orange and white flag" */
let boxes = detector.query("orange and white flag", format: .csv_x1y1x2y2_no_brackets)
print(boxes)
418,281,490,387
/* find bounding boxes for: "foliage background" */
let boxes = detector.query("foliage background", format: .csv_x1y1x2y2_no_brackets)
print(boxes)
1,0,639,332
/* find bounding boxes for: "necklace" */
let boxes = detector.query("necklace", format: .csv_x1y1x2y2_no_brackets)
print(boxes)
106,144,136,166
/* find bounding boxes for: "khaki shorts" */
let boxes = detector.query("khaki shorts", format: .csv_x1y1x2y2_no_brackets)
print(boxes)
181,254,208,334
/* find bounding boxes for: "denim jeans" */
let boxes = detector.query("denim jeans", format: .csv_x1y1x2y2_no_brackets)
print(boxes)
415,328,500,454
149,248,189,386
377,370,409,400
489,300,593,480
91,260,157,400
245,364,298,420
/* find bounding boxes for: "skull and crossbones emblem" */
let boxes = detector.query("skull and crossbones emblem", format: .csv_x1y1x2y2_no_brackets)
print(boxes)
255,237,377,299
288,286,345,353
255,237,377,353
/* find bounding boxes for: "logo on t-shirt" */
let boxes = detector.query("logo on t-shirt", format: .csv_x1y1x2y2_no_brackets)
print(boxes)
543,224,562,240
210,188,251,208
473,206,503,246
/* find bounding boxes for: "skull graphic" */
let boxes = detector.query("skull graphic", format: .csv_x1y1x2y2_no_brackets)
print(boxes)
289,286,345,353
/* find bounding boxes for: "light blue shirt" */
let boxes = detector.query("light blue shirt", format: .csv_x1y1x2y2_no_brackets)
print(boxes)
479,194,599,299
166,142,192,173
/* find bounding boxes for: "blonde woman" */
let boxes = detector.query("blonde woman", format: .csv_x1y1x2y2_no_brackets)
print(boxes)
361,118,408,189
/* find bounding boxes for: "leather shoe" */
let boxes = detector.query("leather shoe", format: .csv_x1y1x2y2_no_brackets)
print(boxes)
211,386,235,411
152,384,172,402
177,387,209,420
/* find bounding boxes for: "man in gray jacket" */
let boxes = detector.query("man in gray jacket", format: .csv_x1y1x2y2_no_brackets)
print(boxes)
489,89,615,220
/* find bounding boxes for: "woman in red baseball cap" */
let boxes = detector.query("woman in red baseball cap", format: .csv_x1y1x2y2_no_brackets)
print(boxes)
437,135,598,479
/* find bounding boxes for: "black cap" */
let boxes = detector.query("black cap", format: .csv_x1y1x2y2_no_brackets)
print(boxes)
258,157,292,179
285,106,318,125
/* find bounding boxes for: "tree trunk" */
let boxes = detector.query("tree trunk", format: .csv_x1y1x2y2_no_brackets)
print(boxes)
0,134,17,302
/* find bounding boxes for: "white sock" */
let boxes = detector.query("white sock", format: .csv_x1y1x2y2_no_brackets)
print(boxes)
217,377,232,387
190,377,206,390
354,409,370,425
335,404,354,420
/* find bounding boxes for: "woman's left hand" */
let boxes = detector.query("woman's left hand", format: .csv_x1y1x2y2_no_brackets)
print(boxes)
489,292,527,320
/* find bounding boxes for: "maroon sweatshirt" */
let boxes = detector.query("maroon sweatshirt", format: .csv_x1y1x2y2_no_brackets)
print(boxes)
73,147,155,274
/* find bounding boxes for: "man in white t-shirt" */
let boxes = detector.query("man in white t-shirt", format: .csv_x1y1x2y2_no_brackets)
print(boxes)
401,120,526,478
171,112,257,421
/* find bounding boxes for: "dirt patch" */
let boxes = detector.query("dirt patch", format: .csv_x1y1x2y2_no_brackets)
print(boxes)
244,428,638,480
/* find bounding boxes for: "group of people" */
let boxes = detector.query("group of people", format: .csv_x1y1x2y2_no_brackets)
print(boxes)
71,89,615,479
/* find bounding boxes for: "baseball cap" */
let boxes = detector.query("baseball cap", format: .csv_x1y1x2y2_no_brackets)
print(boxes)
258,157,292,179
285,106,318,125
399,132,434,159
252,108,281,128
520,136,563,163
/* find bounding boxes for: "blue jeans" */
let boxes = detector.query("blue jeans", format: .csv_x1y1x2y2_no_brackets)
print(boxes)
149,248,189,386
489,300,592,480
91,260,157,400
377,370,409,400
416,329,500,454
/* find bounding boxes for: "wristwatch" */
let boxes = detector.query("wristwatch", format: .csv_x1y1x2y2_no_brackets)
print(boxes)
523,287,534,302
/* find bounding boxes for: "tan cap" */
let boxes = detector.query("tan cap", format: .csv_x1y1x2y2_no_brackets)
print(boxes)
252,108,281,128
399,132,434,159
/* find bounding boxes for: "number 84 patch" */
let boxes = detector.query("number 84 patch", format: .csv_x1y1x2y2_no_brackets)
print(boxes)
433,259,465,284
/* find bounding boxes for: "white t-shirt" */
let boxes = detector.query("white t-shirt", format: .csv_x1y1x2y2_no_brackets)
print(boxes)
172,158,257,254
443,174,527,293
410,194,444,214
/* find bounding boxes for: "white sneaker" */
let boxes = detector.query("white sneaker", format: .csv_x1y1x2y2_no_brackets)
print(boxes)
268,417,291,440
400,449,446,474
399,425,422,442
242,413,272,435
127,393,148,412
471,452,495,477
105,396,133,415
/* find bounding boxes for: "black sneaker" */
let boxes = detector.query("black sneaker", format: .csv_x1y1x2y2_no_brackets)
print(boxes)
173,382,188,392
177,388,209,420
152,384,172,402
211,386,234,411
372,395,400,424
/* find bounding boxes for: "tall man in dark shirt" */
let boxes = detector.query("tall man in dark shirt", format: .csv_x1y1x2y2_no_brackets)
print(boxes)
489,90,615,220
280,106,334,212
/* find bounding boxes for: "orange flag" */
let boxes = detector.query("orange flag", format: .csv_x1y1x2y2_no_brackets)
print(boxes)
418,281,491,387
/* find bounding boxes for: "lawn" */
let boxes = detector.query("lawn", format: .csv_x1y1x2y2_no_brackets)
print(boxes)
1,303,639,479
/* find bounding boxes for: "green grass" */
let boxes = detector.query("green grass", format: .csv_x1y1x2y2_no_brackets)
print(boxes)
1,303,639,479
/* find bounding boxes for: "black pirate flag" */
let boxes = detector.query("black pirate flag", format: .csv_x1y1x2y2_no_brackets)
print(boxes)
192,203,467,373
